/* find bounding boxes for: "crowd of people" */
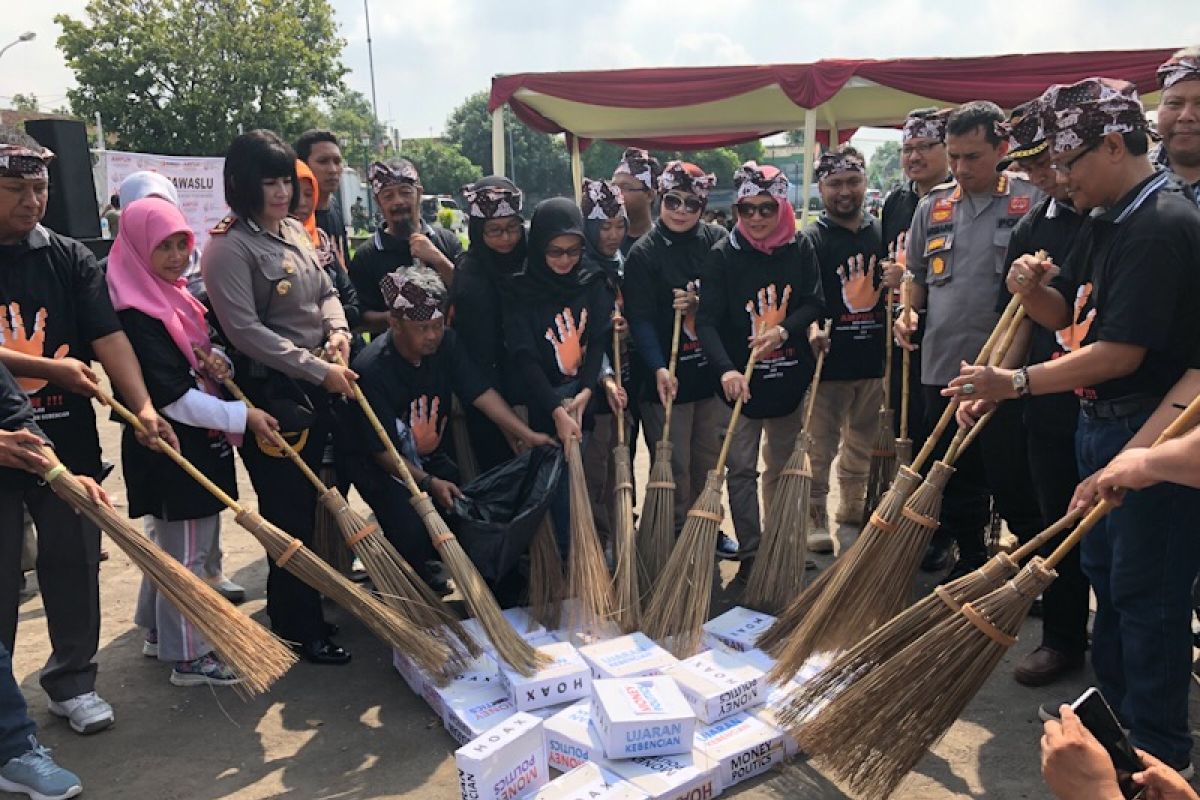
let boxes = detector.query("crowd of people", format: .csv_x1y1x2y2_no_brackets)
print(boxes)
0,45,1197,800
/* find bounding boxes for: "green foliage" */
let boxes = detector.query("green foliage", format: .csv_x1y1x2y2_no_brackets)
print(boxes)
56,0,345,155
402,139,482,196
10,94,39,112
577,139,751,188
868,140,903,191
324,88,387,168
436,207,455,229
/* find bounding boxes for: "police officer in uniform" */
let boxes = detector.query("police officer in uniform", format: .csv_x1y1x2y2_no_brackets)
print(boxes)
202,130,356,665
894,101,1044,581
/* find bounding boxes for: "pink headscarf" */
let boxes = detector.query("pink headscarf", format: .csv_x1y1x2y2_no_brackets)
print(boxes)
737,197,798,256
106,198,210,379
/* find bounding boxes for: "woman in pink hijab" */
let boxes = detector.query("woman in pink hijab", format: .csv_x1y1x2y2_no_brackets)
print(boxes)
107,197,278,687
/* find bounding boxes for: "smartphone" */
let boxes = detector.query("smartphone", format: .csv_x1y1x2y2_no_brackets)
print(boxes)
1071,687,1145,799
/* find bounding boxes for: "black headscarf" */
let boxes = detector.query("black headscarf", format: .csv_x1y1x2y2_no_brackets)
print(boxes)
465,175,527,275
516,197,601,305
583,218,624,284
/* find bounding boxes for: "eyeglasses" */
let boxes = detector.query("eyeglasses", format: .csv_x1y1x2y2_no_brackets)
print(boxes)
545,245,584,260
902,141,943,156
662,193,704,214
615,182,650,194
1050,141,1100,175
735,200,780,219
483,221,523,239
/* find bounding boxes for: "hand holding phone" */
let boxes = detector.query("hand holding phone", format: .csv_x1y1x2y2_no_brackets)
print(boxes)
1070,687,1144,799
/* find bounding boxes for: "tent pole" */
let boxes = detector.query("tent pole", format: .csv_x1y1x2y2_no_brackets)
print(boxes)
491,106,506,177
570,135,583,204
800,108,817,225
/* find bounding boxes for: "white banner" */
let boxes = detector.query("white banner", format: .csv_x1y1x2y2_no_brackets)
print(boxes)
96,150,227,249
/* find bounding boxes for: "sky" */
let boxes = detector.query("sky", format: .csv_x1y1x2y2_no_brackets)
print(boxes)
3,0,1197,155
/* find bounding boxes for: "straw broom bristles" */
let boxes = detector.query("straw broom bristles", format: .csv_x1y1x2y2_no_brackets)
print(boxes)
527,517,564,630
637,308,684,590
98,391,452,680
311,461,353,573
340,360,548,676
610,325,641,632
565,435,618,632
39,451,296,697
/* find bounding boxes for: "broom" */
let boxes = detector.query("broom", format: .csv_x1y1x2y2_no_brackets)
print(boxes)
564,435,618,632
97,391,452,679
610,324,641,632
893,274,915,469
527,517,564,630
34,447,296,697
220,374,481,666
340,358,548,675
863,284,896,524
311,456,353,574
741,320,831,614
637,308,683,591
793,390,1200,799
642,342,761,657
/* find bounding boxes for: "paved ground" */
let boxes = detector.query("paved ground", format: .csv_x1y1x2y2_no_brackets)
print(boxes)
8,397,1199,799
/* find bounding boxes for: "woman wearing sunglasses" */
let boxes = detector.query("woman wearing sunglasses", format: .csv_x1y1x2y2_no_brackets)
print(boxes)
623,161,733,546
696,162,825,564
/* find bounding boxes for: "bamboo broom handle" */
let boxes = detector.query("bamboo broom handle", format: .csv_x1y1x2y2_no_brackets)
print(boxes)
900,274,912,440
1008,506,1086,563
713,330,764,474
662,307,684,440
98,391,244,512
882,279,893,412
803,320,834,432
613,324,626,448
335,356,424,497
989,307,1028,368
1043,391,1200,570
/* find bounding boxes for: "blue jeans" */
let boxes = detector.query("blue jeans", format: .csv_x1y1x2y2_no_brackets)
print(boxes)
1076,410,1200,766
0,640,36,762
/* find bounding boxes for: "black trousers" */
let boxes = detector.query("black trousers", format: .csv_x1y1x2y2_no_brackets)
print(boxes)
922,387,1043,567
240,406,332,643
344,458,439,584
0,478,101,701
1025,400,1090,655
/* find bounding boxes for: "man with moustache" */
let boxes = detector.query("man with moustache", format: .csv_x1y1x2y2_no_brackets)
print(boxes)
1154,48,1200,205
348,160,461,334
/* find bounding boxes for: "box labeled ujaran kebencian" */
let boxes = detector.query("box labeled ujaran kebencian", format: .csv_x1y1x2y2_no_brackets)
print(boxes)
578,633,679,680
693,711,787,791
591,677,696,759
542,700,603,772
604,751,721,800
700,607,775,653
531,762,649,800
664,649,764,724
500,642,591,712
456,711,548,800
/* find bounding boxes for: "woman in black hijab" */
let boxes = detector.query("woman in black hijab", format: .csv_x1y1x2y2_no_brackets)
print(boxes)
450,176,528,471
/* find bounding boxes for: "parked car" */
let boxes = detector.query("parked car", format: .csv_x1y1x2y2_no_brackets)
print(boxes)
421,195,466,234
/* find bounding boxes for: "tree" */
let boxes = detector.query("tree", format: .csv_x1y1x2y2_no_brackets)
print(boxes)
786,130,806,147
10,94,39,112
402,139,482,196
56,0,345,155
323,88,387,168
867,141,903,191
731,139,766,165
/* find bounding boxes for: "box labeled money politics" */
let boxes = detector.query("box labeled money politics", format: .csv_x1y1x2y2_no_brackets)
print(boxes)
578,633,678,681
700,607,775,653
693,711,788,791
664,649,764,724
604,751,721,800
456,711,548,800
500,641,591,712
591,677,696,760
531,762,649,800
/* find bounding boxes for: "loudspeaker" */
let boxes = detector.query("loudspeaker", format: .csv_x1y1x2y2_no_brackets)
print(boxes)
24,119,101,240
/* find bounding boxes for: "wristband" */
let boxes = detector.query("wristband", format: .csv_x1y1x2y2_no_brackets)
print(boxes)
418,473,434,493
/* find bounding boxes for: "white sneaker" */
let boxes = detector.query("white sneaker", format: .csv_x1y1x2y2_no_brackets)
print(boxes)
807,506,834,554
48,691,114,735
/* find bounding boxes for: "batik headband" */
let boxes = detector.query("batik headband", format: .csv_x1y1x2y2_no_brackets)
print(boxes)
0,143,54,181
368,160,420,195
612,147,661,190
814,151,866,182
1157,53,1200,89
996,99,1050,162
732,161,789,199
1040,77,1155,155
380,268,445,321
461,182,523,219
581,178,627,221
902,109,950,143
657,161,716,200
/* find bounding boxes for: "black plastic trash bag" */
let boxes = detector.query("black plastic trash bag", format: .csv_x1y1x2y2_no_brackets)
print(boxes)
446,445,564,582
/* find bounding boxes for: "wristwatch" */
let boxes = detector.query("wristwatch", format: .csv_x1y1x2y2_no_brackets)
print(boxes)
1012,367,1032,398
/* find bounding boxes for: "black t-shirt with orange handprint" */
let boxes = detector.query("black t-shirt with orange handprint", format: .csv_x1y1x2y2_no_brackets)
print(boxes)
0,226,122,476
802,214,888,382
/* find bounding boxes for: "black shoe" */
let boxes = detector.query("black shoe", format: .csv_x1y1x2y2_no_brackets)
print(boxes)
293,638,351,665
939,554,984,586
427,575,453,597
1029,597,1044,618
323,622,340,638
921,540,953,572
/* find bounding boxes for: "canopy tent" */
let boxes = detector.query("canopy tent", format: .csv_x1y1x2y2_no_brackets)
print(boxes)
487,48,1176,205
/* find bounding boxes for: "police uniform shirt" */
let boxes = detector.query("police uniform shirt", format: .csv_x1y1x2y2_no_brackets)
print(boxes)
349,223,463,315
1049,172,1200,401
0,224,122,476
201,215,347,385
906,174,1043,387
881,175,952,252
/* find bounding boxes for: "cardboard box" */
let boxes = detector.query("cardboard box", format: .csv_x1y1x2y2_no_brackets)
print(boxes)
456,711,548,800
531,762,649,800
604,751,721,800
693,712,787,791
578,633,678,681
664,650,764,724
700,607,776,653
393,648,427,697
592,677,696,760
500,642,591,712
736,648,830,757
552,600,624,647
462,610,548,656
543,700,605,772
443,682,518,746
421,652,502,719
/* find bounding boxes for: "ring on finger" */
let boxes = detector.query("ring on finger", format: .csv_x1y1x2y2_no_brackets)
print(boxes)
961,382,977,396
1015,274,1027,285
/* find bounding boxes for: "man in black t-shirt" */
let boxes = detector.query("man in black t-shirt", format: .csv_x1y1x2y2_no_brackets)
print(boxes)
295,129,352,267
944,79,1200,772
349,160,462,334
0,127,177,735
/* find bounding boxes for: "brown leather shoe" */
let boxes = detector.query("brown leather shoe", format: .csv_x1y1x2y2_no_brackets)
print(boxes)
1013,646,1083,687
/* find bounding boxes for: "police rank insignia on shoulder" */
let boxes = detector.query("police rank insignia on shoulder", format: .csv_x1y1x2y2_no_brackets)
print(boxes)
210,215,236,235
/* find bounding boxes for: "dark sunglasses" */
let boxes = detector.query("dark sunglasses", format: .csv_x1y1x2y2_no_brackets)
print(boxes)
735,200,780,219
662,193,704,214
545,245,584,260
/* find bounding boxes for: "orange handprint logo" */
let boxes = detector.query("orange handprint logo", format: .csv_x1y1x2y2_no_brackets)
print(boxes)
409,395,445,456
681,280,700,342
544,307,588,377
1056,282,1096,352
745,283,792,336
0,303,67,393
839,254,882,313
